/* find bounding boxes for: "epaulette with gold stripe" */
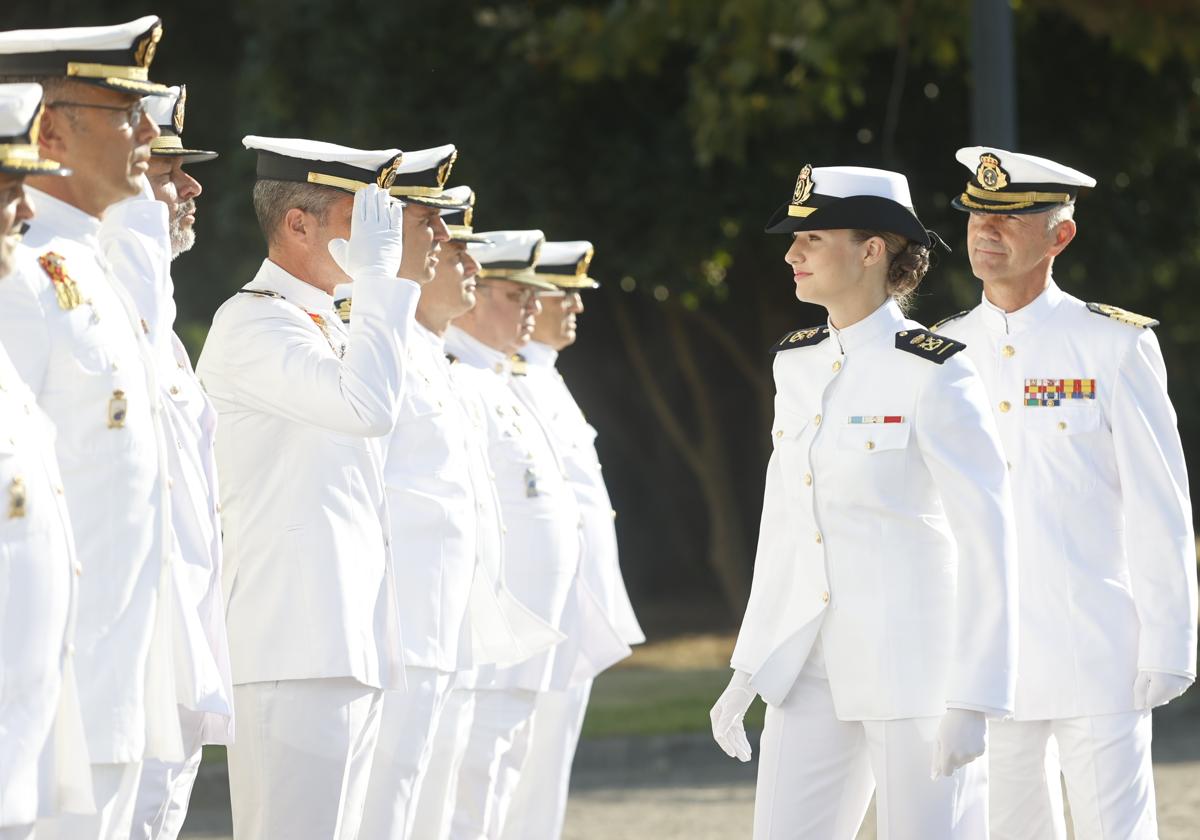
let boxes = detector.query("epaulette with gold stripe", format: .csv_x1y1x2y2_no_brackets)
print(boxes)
894,329,966,364
770,325,830,353
236,289,282,299
930,310,970,331
1086,302,1159,329
334,296,352,325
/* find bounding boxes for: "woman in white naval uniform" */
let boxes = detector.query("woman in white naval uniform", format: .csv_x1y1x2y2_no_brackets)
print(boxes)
710,165,1019,840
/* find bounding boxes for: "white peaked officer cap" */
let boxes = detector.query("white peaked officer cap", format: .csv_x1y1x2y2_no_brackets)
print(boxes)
0,16,170,96
765,164,934,247
0,82,68,175
147,85,217,164
952,146,1096,214
535,241,598,290
468,230,557,291
439,185,490,243
386,143,459,208
243,135,404,193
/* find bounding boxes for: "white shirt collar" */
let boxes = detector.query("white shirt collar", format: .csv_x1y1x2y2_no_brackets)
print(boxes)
444,325,509,375
521,341,558,368
829,298,906,353
978,278,1065,335
249,258,335,312
412,320,445,353
23,187,101,243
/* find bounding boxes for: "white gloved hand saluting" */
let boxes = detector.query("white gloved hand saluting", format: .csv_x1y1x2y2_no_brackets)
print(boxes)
930,708,987,780
1133,670,1193,710
710,670,756,762
327,184,404,283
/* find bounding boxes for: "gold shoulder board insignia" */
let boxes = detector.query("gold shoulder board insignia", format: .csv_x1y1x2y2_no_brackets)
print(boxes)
38,252,84,310
930,310,970,331
510,354,528,376
770,325,830,353
334,297,352,325
446,353,459,364
894,329,966,364
1086,302,1159,329
236,289,283,299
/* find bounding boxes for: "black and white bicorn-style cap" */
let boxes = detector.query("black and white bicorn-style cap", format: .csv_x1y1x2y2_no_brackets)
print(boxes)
468,230,558,291
0,16,170,96
951,147,1096,215
0,82,69,175
147,85,217,164
535,241,598,290
243,135,404,193
765,164,932,246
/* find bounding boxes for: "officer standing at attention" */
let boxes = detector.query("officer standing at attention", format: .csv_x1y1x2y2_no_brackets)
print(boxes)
127,84,233,840
501,240,645,840
711,165,1018,840
195,137,413,840
0,18,187,840
360,187,561,840
0,81,94,840
934,147,1197,840
437,231,628,840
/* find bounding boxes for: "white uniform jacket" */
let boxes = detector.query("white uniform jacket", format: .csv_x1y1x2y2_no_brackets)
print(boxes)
381,322,561,673
445,328,628,692
731,299,1018,719
98,212,234,746
0,190,182,764
511,342,644,646
937,281,1197,719
197,259,416,691
0,326,93,826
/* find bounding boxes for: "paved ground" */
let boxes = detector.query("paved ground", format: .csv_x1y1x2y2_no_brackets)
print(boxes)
182,706,1200,839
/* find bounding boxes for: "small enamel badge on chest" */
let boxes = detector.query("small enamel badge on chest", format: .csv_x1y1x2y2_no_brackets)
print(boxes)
108,389,128,428
8,476,26,519
38,252,84,311
524,467,540,498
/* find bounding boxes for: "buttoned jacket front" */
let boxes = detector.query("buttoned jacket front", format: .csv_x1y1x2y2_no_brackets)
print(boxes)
0,190,181,764
731,300,1018,719
511,342,644,647
382,323,561,673
0,334,92,827
446,328,628,692
938,281,1197,719
197,259,416,691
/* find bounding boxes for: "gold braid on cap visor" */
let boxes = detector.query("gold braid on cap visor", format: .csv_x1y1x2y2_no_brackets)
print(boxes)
959,182,1073,211
66,62,149,81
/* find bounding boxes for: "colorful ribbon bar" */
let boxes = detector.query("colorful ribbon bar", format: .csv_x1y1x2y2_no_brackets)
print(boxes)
847,416,905,424
1024,378,1096,407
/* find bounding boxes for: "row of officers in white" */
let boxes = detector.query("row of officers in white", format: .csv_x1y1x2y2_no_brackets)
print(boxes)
0,14,1195,840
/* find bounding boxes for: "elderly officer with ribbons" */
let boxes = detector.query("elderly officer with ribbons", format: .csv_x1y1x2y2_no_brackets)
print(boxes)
123,84,232,840
0,17,186,840
196,137,416,839
934,148,1197,840
0,81,94,840
360,187,561,840
422,231,627,840
501,240,644,840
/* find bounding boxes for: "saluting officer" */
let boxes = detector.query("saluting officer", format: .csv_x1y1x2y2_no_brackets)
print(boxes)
126,84,233,840
934,148,1197,840
711,166,1018,839
501,240,644,840
0,81,94,840
0,18,187,840
195,137,411,840
360,186,560,840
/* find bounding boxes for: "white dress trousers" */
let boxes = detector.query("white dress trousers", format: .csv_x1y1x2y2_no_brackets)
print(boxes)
408,684,478,840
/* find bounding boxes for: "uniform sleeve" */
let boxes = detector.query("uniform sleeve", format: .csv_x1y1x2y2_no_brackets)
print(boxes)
96,198,174,361
914,355,1019,715
1110,330,1197,678
199,272,419,437
0,258,53,395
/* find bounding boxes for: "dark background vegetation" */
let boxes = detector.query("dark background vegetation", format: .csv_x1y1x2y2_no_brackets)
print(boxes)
9,0,1200,632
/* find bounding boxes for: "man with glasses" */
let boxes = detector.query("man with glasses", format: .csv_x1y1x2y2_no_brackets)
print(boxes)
430,231,627,839
502,241,643,840
0,18,186,840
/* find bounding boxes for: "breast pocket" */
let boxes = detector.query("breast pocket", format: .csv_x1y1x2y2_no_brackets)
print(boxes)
1024,404,1109,491
836,422,912,454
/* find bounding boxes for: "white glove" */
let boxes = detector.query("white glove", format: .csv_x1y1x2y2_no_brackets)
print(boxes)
1133,670,1193,710
326,184,404,282
710,670,755,762
930,708,987,779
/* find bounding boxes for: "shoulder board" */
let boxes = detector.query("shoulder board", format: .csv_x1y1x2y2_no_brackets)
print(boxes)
1086,302,1159,329
929,309,970,331
334,296,352,325
510,354,528,376
894,329,966,364
236,289,283,299
446,353,459,364
770,325,830,353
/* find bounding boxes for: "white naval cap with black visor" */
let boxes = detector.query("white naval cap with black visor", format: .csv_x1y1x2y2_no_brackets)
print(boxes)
765,164,936,248
0,82,69,176
468,229,558,291
387,144,459,208
0,16,170,97
243,135,404,193
147,85,217,164
439,185,490,243
535,241,598,290
951,147,1096,215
